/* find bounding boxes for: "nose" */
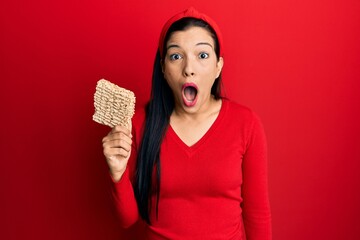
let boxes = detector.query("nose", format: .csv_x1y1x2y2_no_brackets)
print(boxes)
183,57,195,77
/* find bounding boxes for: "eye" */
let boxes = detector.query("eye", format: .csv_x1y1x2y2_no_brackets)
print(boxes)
199,52,209,59
169,53,182,61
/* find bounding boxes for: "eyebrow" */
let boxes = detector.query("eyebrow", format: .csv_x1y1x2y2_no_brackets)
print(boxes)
166,42,214,51
196,42,214,49
167,44,180,50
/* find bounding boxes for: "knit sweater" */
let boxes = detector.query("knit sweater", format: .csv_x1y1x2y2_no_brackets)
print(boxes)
111,99,272,240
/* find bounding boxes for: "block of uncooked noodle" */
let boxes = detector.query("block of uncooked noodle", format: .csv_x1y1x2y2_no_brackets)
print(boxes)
93,79,135,128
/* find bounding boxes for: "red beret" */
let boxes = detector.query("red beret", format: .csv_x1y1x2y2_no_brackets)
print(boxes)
158,7,223,59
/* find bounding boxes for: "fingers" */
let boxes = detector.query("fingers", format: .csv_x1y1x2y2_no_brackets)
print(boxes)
111,125,132,136
102,124,133,159
103,132,132,148
103,146,130,159
103,125,132,143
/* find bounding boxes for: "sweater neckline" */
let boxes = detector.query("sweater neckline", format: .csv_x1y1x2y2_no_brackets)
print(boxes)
168,98,228,153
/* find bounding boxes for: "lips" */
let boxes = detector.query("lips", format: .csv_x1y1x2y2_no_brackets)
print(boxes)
182,83,198,107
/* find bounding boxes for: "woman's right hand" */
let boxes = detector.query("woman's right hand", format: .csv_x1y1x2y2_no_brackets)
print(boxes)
102,124,133,182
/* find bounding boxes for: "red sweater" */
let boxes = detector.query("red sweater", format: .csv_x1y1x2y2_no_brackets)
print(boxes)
112,99,272,240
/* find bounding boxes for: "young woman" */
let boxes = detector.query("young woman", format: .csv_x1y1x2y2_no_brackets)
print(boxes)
102,7,272,240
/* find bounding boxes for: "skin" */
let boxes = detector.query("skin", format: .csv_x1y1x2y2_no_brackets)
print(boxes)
103,26,224,181
102,124,132,182
162,26,224,146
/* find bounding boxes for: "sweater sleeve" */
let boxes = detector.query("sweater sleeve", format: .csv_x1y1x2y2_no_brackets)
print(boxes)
110,127,140,228
241,113,272,240
111,169,139,228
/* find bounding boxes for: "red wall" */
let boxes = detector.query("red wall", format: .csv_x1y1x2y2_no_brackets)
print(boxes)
1,0,359,239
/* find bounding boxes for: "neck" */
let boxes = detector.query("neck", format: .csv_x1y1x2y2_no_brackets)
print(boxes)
172,95,221,121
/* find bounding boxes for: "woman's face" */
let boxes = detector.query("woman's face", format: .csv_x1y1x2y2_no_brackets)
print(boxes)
162,26,223,113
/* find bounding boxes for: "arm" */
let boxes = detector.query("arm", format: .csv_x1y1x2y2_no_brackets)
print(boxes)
103,125,139,228
110,163,139,228
242,114,272,240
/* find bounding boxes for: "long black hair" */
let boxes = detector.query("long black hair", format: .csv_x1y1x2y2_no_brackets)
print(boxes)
134,17,223,224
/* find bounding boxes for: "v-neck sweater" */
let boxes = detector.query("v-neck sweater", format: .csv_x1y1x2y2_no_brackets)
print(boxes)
111,99,272,240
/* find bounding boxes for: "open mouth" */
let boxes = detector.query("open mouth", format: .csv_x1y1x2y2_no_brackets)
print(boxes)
182,83,198,107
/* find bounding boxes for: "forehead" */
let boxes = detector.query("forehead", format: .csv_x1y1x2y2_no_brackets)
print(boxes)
167,26,214,46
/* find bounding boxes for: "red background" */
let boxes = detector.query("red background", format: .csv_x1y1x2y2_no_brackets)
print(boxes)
1,0,359,239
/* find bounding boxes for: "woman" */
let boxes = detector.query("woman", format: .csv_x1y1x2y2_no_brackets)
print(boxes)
102,7,272,239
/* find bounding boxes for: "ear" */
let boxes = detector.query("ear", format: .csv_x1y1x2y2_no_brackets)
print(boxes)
216,57,224,78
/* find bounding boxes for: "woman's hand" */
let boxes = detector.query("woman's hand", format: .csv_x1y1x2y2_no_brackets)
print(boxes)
102,124,132,182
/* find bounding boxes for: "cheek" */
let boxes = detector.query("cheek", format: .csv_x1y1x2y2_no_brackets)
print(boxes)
163,71,173,86
163,71,178,91
199,66,219,91
201,60,219,73
164,65,180,83
200,63,220,80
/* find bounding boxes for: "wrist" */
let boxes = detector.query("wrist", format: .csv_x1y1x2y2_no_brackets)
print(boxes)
110,168,126,182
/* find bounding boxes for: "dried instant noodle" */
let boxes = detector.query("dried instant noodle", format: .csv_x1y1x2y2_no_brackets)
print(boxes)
93,79,135,128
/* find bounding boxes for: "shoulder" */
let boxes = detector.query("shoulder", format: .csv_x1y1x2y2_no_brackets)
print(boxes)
221,98,265,138
222,99,266,148
222,98,260,124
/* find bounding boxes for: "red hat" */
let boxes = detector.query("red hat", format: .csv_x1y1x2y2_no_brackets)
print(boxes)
158,7,223,59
